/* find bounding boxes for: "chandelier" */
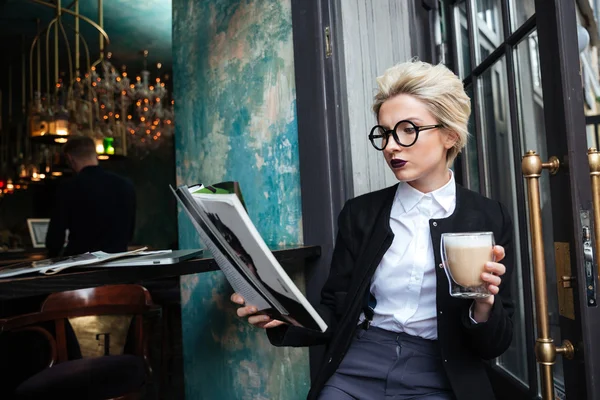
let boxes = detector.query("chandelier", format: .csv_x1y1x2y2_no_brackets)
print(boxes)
27,0,173,164
73,50,174,159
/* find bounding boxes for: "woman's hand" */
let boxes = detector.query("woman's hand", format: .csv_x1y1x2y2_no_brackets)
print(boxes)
473,245,506,323
230,293,287,329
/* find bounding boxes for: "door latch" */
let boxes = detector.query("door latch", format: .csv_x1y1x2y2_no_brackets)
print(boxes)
559,275,574,288
324,26,332,58
581,212,597,307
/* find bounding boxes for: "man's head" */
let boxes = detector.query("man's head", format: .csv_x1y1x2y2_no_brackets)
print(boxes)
63,136,98,173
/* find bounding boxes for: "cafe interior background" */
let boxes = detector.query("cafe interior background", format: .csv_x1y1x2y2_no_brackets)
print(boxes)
0,0,314,398
0,0,184,396
0,0,178,254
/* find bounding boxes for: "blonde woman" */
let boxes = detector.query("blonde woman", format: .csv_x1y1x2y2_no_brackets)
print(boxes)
232,60,514,400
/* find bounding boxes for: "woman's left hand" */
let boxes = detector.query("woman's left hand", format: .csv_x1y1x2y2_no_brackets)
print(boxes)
473,245,506,323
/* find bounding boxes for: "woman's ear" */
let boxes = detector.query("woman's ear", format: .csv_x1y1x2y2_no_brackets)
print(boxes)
443,130,459,149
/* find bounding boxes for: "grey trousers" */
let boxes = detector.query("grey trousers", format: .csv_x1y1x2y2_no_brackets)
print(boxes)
318,326,455,400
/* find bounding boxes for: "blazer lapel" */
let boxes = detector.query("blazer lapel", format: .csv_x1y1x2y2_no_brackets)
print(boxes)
353,185,397,294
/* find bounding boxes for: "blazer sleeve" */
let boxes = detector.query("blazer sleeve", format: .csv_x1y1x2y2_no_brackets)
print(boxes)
460,202,515,359
267,200,358,347
45,183,70,258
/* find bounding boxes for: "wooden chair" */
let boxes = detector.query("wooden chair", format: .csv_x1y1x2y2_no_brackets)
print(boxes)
0,284,160,400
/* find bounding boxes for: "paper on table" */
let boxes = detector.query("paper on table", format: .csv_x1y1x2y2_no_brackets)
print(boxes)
0,247,148,279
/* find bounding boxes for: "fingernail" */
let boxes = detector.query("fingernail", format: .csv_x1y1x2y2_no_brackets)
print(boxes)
250,307,257,313
486,262,493,268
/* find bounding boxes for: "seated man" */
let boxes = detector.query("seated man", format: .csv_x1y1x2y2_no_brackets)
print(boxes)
45,136,136,257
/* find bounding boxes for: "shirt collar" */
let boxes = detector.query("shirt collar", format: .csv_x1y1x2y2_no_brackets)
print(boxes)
395,170,456,214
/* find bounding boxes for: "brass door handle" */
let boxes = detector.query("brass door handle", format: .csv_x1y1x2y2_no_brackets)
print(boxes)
522,151,575,400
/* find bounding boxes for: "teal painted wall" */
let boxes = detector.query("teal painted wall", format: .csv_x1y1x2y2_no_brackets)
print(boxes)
172,0,309,398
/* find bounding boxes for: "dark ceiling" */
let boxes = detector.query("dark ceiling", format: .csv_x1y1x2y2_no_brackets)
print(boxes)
0,0,173,74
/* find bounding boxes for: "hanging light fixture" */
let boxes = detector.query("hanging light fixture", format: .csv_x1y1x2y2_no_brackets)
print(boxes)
81,48,174,158
26,0,171,162
65,0,174,159
28,0,72,145
27,0,110,148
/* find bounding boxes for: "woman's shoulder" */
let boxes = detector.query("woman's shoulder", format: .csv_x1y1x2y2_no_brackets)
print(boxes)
345,184,398,209
457,184,511,223
458,184,502,206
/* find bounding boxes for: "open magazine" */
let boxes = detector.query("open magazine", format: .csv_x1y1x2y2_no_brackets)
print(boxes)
172,181,327,332
0,247,148,278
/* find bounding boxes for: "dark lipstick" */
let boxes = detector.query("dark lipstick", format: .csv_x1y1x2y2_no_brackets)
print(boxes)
390,159,407,168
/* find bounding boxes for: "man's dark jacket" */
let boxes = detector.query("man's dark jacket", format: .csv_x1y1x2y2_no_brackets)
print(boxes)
46,166,136,257
267,183,514,400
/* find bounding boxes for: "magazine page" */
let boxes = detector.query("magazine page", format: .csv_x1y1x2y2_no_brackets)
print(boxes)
191,191,327,332
0,247,148,279
172,186,272,312
191,181,247,210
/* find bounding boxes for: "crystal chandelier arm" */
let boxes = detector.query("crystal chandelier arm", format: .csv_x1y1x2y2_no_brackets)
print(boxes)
74,0,79,72
29,30,38,101
54,0,60,90
45,18,56,98
59,22,91,87
90,0,106,69
37,21,41,97
22,44,30,161
58,19,74,91
79,33,91,77
98,0,104,61
77,35,93,132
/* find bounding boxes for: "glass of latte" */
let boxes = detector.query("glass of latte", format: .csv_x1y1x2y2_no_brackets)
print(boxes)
440,232,495,298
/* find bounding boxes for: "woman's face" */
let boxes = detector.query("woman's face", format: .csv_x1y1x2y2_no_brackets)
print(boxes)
378,94,456,192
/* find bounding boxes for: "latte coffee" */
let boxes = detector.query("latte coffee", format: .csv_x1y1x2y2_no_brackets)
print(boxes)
441,232,495,298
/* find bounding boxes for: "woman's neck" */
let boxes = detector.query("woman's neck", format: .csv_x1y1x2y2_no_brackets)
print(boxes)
407,168,452,194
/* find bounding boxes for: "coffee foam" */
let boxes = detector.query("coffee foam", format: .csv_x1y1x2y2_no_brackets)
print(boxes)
444,234,493,248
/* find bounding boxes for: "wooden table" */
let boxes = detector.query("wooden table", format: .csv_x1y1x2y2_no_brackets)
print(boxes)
0,246,321,301
0,250,47,267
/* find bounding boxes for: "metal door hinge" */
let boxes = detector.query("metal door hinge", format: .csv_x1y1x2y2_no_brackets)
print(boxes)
325,26,332,58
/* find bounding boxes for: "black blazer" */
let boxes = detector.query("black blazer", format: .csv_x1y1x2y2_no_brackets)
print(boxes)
267,183,514,400
45,166,136,257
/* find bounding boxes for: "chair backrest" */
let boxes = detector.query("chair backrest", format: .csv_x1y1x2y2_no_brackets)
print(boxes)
42,284,154,312
0,284,158,365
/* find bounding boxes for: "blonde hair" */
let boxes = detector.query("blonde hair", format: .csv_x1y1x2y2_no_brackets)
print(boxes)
372,60,471,166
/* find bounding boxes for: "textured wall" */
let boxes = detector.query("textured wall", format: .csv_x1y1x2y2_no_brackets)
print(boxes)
172,0,309,398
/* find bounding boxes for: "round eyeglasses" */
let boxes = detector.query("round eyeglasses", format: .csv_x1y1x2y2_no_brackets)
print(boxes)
368,120,442,150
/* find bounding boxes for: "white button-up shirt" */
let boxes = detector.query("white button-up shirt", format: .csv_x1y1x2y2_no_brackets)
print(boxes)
359,172,456,340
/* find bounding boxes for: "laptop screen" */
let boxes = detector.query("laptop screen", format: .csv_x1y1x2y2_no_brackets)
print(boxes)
27,218,50,248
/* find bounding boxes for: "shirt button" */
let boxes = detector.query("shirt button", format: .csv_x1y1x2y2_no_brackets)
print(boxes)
444,359,448,363
328,357,332,363
439,311,443,314
438,263,443,268
432,222,438,227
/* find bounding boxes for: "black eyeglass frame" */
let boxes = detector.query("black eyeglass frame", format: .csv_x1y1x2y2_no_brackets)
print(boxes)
368,120,443,150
